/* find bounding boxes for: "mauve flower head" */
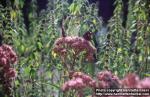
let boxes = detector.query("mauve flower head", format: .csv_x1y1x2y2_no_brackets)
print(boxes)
75,78,85,88
0,44,17,66
62,77,85,91
9,50,17,64
138,77,150,88
62,72,95,92
86,54,95,62
81,74,93,83
121,73,139,88
89,80,97,88
97,71,120,88
53,36,96,61
75,77,83,83
2,44,12,51
4,68,17,79
98,81,109,88
97,71,113,81
61,82,69,91
65,36,75,44
0,57,7,66
0,48,3,54
72,72,93,83
55,37,64,45
68,79,77,87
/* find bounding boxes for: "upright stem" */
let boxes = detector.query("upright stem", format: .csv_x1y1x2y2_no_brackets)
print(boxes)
61,17,66,37
0,33,3,46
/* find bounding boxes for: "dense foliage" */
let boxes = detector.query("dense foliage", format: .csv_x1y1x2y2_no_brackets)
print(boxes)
0,0,150,97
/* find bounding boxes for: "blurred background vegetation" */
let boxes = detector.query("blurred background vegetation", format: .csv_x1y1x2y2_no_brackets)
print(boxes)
0,0,150,97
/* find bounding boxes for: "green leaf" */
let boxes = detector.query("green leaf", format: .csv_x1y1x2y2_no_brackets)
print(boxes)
15,80,20,86
69,3,75,13
144,73,150,77
20,44,25,53
30,67,36,77
24,66,31,76
37,42,43,50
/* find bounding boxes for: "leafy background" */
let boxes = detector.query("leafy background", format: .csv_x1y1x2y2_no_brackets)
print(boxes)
0,0,150,97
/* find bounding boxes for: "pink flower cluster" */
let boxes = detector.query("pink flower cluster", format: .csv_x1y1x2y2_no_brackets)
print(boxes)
121,73,150,89
62,72,94,91
62,71,120,91
62,71,150,97
53,36,96,61
0,44,17,80
0,44,18,96
0,44,17,67
96,71,120,89
3,68,17,79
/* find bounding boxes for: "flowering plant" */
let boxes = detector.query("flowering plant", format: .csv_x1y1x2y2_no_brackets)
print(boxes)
53,35,96,71
0,44,18,97
62,71,150,97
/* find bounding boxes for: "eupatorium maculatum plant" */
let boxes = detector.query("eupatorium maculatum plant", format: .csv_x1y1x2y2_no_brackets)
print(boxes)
0,34,18,97
62,71,150,97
